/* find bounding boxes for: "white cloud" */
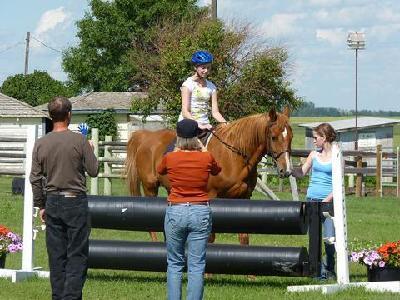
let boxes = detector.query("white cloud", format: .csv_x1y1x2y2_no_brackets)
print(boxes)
316,28,345,45
35,7,69,36
308,0,342,6
377,8,400,23
198,0,211,5
260,13,305,38
368,24,400,41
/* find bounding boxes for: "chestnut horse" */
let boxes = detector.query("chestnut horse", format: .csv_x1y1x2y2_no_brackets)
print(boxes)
125,107,293,244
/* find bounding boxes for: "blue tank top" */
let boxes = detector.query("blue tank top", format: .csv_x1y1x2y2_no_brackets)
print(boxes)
306,157,332,200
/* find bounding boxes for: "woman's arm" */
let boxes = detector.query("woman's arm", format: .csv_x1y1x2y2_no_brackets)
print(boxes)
301,151,314,175
322,192,333,202
181,86,195,120
292,151,314,178
210,91,226,123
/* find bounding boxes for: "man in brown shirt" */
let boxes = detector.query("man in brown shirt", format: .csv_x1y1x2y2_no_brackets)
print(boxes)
30,96,98,300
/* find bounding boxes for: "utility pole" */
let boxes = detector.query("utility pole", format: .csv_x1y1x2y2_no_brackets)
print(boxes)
24,32,30,75
212,0,217,20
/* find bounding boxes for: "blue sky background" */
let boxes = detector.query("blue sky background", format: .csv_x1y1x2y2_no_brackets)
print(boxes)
1,0,399,111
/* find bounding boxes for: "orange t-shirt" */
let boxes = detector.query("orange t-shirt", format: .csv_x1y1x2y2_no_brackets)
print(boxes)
157,151,221,203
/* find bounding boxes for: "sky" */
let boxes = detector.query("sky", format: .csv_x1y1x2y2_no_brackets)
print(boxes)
1,0,400,111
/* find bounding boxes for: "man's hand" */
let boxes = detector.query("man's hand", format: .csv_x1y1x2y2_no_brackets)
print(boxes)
78,123,90,137
39,209,46,223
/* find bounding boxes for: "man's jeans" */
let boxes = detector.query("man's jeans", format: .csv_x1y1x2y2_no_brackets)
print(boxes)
45,195,90,300
164,204,212,300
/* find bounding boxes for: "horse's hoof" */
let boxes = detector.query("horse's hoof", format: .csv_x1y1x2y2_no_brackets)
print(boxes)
247,275,257,281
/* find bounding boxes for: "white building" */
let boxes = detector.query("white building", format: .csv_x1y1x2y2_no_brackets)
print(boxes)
0,92,50,174
36,92,166,141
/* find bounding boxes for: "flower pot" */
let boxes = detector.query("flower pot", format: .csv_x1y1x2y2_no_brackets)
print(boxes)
367,266,400,282
0,254,6,268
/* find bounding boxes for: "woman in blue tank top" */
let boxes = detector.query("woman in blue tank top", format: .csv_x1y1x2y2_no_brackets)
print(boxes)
292,123,337,280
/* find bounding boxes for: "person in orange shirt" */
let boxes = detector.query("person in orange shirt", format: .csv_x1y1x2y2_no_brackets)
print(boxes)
157,118,221,300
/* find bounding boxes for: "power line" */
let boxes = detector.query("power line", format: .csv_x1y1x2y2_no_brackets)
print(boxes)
0,41,24,55
31,35,62,53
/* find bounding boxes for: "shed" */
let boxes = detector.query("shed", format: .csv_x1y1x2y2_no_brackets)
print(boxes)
298,117,400,151
36,92,166,141
299,117,400,173
0,92,50,174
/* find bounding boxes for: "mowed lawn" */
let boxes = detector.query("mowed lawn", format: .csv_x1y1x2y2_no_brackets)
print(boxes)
1,176,400,300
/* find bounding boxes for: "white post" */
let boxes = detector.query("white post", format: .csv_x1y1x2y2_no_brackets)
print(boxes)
331,142,350,284
103,135,112,195
90,128,99,195
21,125,37,271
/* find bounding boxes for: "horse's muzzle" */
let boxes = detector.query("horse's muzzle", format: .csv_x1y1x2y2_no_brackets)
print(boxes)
278,169,292,178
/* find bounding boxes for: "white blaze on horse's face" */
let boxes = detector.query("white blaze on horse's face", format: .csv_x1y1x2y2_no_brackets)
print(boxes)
281,127,292,173
282,128,288,139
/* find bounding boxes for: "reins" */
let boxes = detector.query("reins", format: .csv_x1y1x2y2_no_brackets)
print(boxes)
210,120,291,168
211,130,250,163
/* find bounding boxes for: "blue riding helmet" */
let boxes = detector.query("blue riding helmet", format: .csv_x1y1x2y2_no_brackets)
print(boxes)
191,50,213,65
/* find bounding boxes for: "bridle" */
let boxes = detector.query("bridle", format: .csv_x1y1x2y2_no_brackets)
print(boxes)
264,121,291,166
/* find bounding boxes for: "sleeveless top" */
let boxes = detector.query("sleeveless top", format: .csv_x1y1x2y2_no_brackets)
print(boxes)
306,156,332,200
178,77,217,125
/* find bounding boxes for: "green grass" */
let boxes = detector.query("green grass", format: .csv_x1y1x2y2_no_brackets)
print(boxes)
1,176,400,299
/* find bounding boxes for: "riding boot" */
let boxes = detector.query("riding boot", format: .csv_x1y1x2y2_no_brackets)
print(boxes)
321,242,336,279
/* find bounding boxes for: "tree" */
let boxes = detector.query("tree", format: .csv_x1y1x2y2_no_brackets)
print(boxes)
86,109,118,141
0,70,74,107
62,0,202,92
130,12,302,123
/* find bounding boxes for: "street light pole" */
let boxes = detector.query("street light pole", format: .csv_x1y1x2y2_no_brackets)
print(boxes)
211,0,217,20
355,47,358,149
347,32,365,150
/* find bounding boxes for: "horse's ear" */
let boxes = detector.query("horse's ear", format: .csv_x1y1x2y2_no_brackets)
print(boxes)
283,106,291,118
269,108,277,122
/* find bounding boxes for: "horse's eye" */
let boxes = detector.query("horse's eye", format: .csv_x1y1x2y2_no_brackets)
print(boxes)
272,136,278,141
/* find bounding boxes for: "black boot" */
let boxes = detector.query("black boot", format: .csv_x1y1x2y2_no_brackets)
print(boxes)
323,242,336,279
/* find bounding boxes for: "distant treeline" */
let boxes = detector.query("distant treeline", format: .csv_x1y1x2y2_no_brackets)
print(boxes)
292,101,400,117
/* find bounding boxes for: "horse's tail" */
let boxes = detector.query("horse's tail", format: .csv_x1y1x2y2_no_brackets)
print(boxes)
125,131,142,196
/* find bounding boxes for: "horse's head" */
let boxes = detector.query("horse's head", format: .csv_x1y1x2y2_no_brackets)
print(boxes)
266,107,293,178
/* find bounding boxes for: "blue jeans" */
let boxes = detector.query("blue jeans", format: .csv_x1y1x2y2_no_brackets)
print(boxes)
307,198,335,240
164,204,212,300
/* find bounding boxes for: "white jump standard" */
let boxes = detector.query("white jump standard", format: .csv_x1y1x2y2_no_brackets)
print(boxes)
287,143,400,293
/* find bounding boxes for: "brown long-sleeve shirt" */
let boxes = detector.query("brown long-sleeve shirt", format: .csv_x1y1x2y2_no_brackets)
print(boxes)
30,130,99,208
157,151,221,203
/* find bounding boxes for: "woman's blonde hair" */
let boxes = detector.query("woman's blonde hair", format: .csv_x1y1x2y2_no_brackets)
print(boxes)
175,136,203,151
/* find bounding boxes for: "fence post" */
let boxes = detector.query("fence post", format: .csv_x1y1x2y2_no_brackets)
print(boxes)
376,144,382,197
90,128,99,195
397,147,399,198
355,156,363,197
331,143,350,284
103,135,112,196
22,125,37,271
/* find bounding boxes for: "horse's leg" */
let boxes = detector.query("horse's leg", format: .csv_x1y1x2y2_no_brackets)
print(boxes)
142,179,160,242
238,233,249,245
208,233,215,243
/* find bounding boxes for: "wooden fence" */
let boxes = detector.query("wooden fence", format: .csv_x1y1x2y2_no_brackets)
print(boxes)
0,136,26,176
2,131,397,198
90,131,400,198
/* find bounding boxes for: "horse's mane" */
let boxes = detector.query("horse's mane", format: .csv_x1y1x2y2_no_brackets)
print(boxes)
213,112,288,157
